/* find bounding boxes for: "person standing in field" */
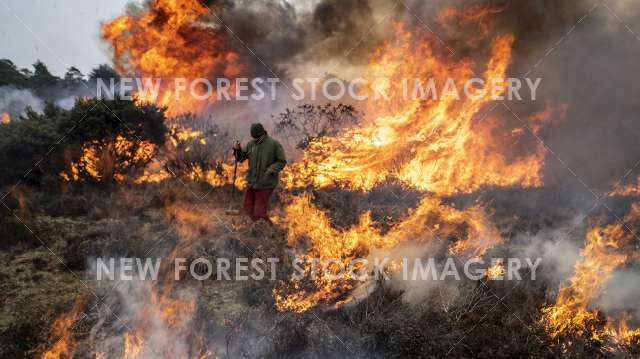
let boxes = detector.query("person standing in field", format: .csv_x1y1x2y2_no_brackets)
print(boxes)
233,123,286,223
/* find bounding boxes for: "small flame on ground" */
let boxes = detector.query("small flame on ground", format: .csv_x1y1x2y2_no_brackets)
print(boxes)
42,295,87,359
541,204,640,348
485,262,505,280
1,112,10,125
273,193,503,312
610,175,640,197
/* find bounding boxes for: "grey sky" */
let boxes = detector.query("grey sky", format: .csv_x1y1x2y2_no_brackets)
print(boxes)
0,0,133,76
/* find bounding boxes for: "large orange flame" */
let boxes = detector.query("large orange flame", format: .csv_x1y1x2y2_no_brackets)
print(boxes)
282,25,545,196
102,0,245,115
273,21,551,312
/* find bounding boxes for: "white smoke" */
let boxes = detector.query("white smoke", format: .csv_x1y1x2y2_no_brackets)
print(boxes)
516,219,584,285
596,268,640,316
91,278,201,358
55,96,78,110
0,85,45,116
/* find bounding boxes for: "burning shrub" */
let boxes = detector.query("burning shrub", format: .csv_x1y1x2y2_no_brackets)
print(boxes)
58,97,166,184
0,98,166,187
134,113,246,189
161,114,233,183
273,103,361,150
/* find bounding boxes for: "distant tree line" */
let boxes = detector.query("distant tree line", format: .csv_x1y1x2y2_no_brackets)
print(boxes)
0,59,119,101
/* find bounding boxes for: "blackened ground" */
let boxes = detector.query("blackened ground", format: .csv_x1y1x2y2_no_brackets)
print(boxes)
1,181,638,358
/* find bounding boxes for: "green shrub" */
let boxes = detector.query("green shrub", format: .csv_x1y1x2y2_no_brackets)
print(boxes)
0,97,167,187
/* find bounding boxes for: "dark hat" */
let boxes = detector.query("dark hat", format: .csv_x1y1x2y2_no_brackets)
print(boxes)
250,123,266,139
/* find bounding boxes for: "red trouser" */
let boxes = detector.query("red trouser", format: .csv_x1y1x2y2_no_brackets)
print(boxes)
243,187,274,222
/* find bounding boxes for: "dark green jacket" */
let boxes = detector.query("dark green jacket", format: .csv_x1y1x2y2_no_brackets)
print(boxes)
236,136,286,189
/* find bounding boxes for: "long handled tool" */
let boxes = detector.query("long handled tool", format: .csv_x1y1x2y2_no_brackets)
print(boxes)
225,144,241,215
